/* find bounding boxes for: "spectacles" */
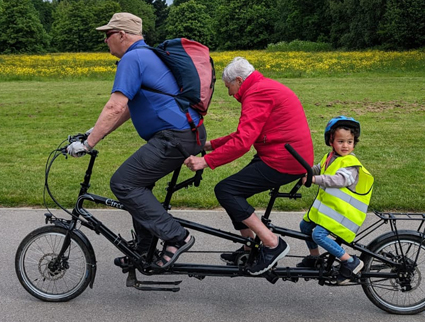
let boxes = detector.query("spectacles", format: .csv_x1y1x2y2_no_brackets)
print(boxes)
105,30,120,40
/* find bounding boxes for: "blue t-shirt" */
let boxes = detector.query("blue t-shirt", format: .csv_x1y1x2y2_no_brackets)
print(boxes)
112,40,201,141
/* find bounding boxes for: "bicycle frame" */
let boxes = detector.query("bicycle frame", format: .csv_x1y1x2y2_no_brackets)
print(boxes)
48,147,425,287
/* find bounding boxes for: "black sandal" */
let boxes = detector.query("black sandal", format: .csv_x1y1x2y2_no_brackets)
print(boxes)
114,256,130,268
114,249,160,269
154,231,195,270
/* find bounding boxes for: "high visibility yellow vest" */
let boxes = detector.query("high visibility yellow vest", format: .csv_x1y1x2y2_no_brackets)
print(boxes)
304,154,374,243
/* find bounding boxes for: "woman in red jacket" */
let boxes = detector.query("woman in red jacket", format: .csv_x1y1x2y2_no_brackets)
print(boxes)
184,57,313,275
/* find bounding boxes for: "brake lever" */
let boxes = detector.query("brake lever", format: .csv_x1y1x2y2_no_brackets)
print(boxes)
68,133,87,143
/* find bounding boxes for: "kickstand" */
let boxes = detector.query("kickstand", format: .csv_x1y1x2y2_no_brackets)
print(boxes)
126,268,181,292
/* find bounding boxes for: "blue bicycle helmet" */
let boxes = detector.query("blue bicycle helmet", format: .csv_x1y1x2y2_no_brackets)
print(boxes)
324,116,360,146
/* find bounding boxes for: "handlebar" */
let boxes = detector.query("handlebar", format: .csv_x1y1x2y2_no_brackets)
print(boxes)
284,143,313,188
65,132,203,186
61,132,92,157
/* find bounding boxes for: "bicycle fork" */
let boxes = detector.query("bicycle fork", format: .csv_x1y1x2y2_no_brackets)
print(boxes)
48,220,77,275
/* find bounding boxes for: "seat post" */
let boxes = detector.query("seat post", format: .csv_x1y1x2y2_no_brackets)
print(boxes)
162,166,182,210
262,187,280,220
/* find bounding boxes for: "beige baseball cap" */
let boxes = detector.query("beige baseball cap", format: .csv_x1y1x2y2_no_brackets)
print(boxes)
96,12,142,35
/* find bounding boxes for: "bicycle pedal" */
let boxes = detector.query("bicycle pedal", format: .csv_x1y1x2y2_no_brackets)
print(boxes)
263,270,279,284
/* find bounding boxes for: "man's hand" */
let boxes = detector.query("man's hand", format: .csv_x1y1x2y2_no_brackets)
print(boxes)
67,141,89,157
184,156,208,171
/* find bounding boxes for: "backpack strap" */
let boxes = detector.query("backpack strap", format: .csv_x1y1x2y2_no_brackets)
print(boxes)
140,84,175,98
185,112,203,146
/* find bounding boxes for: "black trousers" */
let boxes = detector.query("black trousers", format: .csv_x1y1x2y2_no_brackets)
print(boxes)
215,155,303,230
110,125,206,251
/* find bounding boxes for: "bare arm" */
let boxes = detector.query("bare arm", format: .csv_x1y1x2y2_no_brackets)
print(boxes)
86,92,130,148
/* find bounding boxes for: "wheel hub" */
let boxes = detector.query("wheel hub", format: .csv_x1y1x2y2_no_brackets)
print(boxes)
390,256,420,292
39,253,68,280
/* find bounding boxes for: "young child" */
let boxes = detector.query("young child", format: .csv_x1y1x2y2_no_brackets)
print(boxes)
298,116,374,285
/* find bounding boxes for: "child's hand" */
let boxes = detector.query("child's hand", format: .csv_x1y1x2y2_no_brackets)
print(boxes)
302,175,315,185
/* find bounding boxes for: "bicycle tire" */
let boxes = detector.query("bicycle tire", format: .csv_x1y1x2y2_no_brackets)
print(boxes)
361,232,425,314
15,225,95,302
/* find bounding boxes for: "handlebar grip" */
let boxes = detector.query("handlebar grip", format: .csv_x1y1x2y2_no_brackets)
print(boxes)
284,143,312,188
175,143,204,187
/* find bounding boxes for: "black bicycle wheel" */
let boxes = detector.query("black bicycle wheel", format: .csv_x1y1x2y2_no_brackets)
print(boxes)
15,225,95,302
361,232,425,314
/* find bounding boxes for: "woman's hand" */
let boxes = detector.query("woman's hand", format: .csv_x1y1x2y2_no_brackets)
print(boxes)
203,141,213,151
184,156,209,171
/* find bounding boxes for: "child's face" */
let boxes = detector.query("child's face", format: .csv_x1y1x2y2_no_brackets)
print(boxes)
331,128,355,156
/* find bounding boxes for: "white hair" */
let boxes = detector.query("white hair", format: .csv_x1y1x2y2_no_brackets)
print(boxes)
222,57,255,83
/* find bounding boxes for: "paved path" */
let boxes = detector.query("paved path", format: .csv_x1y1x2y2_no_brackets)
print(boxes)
1,208,423,322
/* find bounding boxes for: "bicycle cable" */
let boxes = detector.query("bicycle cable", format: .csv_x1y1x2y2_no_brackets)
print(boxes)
43,139,74,218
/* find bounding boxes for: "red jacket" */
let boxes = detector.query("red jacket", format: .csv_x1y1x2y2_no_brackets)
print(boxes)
204,71,313,174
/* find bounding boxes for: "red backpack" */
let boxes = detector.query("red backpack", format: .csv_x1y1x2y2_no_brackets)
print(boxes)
140,38,216,142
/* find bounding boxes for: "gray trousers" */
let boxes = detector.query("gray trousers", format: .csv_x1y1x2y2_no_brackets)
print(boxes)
110,125,206,251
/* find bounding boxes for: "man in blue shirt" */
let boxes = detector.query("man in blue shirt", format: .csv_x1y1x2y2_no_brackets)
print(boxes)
67,13,206,269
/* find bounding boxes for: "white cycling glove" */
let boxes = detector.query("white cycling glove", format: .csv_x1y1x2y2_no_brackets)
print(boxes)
67,141,89,157
67,127,95,157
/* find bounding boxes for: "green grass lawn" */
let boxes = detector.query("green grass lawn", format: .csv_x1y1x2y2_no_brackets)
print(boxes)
0,76,424,212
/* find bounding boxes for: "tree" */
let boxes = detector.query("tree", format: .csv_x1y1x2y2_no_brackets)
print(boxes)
90,0,122,52
49,0,156,52
215,0,279,50
349,0,387,48
172,0,190,6
379,0,425,49
51,0,96,52
274,0,331,43
0,0,50,53
328,0,387,49
165,0,215,47
142,0,170,45
31,0,55,33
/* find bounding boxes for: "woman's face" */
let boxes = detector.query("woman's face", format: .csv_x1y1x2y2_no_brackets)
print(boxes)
224,76,243,96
